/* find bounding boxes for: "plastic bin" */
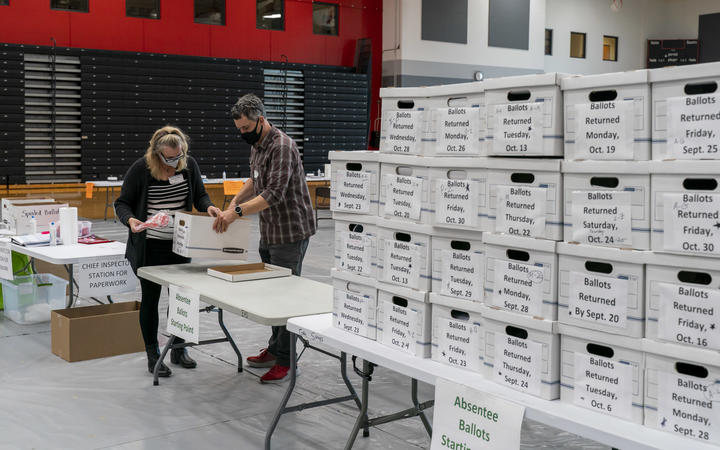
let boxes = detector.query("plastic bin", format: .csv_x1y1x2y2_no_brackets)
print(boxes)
1,273,68,324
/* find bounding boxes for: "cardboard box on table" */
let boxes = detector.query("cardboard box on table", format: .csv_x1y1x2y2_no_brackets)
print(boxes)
331,268,378,341
333,213,378,280
329,150,380,216
379,86,431,156
4,201,68,235
430,293,484,373
431,228,484,304
173,211,250,259
1,197,54,222
376,281,431,358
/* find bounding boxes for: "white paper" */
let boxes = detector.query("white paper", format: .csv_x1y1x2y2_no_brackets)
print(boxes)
335,170,371,213
658,282,720,349
75,255,139,298
435,107,481,155
431,378,524,450
574,100,635,160
0,239,13,280
383,239,422,288
334,289,370,337
381,110,423,155
657,370,720,442
667,93,720,159
167,284,200,344
568,271,629,329
384,174,423,221
381,300,418,354
571,190,633,247
663,192,720,255
435,179,479,228
341,231,373,276
440,249,483,302
493,334,543,397
492,258,545,317
435,316,481,371
573,353,633,419
495,185,547,237
492,102,544,155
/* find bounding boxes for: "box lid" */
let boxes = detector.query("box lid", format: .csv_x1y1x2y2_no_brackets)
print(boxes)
557,242,650,264
643,338,720,367
377,281,429,303
487,157,562,172
329,150,379,163
332,212,378,225
480,304,557,333
649,160,720,174
646,252,720,272
423,81,485,97
648,61,720,83
484,72,571,90
376,218,435,236
432,227,484,242
558,323,642,349
331,268,377,288
483,232,556,253
561,69,649,91
379,153,432,166
562,160,650,174
380,86,430,99
423,156,490,169
429,292,484,314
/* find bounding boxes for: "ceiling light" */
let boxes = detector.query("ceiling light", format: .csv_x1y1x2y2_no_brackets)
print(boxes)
263,13,281,19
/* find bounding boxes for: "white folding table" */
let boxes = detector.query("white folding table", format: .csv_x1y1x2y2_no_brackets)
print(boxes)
273,313,720,450
11,241,128,308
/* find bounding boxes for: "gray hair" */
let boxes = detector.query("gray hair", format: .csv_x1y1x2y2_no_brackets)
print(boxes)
231,94,265,120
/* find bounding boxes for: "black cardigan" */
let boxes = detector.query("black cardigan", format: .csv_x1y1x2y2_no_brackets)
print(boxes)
114,156,214,272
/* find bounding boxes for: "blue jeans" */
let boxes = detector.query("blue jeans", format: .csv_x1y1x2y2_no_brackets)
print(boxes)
258,238,310,366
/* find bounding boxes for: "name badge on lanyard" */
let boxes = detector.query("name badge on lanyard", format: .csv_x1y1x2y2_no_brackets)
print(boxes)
169,174,184,185
254,170,259,179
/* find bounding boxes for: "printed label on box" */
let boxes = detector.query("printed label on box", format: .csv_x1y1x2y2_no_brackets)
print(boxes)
341,231,373,275
75,255,139,298
385,174,423,221
493,333,543,396
663,193,720,255
657,370,720,442
335,170,371,213
436,316,481,371
435,179,479,228
382,301,418,354
492,259,545,316
167,284,200,344
574,100,635,160
571,190,633,247
383,239,422,288
435,107,481,155
441,249,483,301
658,282,720,349
495,185,547,237
492,103,544,154
667,94,720,159
172,221,189,256
0,240,12,281
382,110,423,154
573,353,633,419
568,271,629,329
335,289,370,337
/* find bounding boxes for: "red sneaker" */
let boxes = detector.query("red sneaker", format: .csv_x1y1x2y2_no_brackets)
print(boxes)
247,348,276,368
260,364,291,384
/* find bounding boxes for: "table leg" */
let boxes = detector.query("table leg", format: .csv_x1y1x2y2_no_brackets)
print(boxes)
345,359,371,450
412,378,433,436
104,186,109,221
154,334,175,386
217,308,243,373
107,295,113,304
340,352,361,411
65,263,75,308
265,332,298,450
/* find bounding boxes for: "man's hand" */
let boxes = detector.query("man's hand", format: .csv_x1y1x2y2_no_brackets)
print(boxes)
128,217,144,233
207,205,222,217
212,209,237,233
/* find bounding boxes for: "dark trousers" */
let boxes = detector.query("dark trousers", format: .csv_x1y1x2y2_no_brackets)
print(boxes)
139,238,190,347
259,237,310,366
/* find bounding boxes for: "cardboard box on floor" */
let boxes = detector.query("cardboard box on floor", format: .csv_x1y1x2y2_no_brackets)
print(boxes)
173,211,250,259
51,301,145,362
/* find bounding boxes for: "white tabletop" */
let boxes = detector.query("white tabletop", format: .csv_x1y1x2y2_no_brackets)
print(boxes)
88,180,124,187
202,177,248,185
287,313,717,450
138,261,332,326
10,241,127,265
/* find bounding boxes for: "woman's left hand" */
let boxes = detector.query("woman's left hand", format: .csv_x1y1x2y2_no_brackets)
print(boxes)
207,205,222,217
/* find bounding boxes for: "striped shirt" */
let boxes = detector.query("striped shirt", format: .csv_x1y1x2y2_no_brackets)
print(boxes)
146,178,189,240
250,125,316,244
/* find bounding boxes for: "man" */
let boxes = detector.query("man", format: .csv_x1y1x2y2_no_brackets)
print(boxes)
213,93,316,383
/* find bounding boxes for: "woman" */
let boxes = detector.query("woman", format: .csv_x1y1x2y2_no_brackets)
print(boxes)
114,126,221,377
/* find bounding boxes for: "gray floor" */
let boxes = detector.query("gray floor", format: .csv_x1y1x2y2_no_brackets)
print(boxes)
0,214,609,450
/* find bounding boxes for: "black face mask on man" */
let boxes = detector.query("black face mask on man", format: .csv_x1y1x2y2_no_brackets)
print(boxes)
241,118,263,146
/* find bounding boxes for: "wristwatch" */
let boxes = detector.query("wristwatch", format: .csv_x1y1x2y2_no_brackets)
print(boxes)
234,205,243,217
